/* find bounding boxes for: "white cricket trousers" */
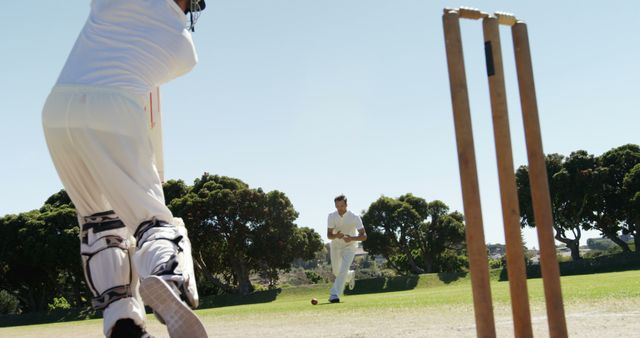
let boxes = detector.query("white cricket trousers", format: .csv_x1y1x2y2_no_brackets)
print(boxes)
42,85,171,226
329,240,356,299
42,85,174,335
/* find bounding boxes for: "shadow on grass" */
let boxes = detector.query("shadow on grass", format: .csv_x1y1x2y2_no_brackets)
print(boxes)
0,289,283,328
344,271,468,296
437,271,468,284
199,288,281,309
344,275,420,295
0,289,283,327
0,307,97,328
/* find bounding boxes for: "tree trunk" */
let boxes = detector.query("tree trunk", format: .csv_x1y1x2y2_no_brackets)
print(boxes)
401,246,424,274
194,252,234,293
416,234,433,273
604,231,631,252
232,259,253,295
72,278,85,307
39,291,48,312
423,254,434,273
386,259,407,276
567,240,581,261
554,225,582,260
25,289,36,312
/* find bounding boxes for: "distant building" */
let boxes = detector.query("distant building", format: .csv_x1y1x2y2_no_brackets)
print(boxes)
486,243,506,259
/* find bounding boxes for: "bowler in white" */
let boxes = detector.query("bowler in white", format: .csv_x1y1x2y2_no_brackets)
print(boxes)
327,195,367,303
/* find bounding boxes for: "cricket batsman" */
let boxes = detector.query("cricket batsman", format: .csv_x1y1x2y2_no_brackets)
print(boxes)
327,195,367,303
41,1,208,337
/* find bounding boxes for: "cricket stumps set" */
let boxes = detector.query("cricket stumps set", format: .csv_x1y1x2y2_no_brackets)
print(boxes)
443,7,568,338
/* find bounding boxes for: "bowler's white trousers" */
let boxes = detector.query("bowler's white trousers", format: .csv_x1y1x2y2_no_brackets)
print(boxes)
42,85,175,335
329,240,357,299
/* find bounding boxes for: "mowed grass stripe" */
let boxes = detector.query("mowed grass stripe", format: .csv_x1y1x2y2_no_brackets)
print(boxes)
196,270,640,318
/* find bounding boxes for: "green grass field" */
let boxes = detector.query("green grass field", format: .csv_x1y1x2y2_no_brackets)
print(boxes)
2,270,639,337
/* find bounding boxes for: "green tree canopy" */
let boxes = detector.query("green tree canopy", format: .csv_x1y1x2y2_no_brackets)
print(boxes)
168,173,323,294
623,163,640,247
516,151,598,260
589,144,640,251
517,144,640,255
0,175,325,312
362,194,466,275
0,190,83,312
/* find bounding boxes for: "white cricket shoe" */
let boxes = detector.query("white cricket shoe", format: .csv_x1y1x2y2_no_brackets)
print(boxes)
140,276,208,338
347,270,356,291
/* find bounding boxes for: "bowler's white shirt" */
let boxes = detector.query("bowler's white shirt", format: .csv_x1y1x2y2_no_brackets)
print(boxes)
327,210,364,241
57,0,197,94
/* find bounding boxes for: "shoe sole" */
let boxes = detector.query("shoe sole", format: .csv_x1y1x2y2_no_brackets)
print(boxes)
140,276,208,338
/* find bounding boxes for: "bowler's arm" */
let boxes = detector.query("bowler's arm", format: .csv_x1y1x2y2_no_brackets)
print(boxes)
344,228,367,242
327,228,344,240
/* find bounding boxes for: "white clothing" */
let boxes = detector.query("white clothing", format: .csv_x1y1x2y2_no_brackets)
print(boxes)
329,241,356,299
43,85,172,228
327,210,363,298
327,210,364,247
57,0,197,95
44,1,201,334
42,85,174,335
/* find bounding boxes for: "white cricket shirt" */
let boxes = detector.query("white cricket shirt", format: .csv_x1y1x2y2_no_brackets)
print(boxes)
57,0,197,94
327,210,364,242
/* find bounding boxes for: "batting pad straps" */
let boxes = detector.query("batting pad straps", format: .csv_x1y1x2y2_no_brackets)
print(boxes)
80,211,134,311
82,210,125,244
134,218,173,249
91,285,132,310
133,218,199,309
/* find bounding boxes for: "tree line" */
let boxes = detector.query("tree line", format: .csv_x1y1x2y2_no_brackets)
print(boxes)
164,174,324,295
1,143,637,314
517,144,640,260
0,174,324,313
0,172,466,314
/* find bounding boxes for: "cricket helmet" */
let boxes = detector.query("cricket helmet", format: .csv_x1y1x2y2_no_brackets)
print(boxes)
185,0,206,31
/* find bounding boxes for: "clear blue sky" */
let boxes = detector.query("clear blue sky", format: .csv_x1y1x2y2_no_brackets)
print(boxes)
1,1,638,248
